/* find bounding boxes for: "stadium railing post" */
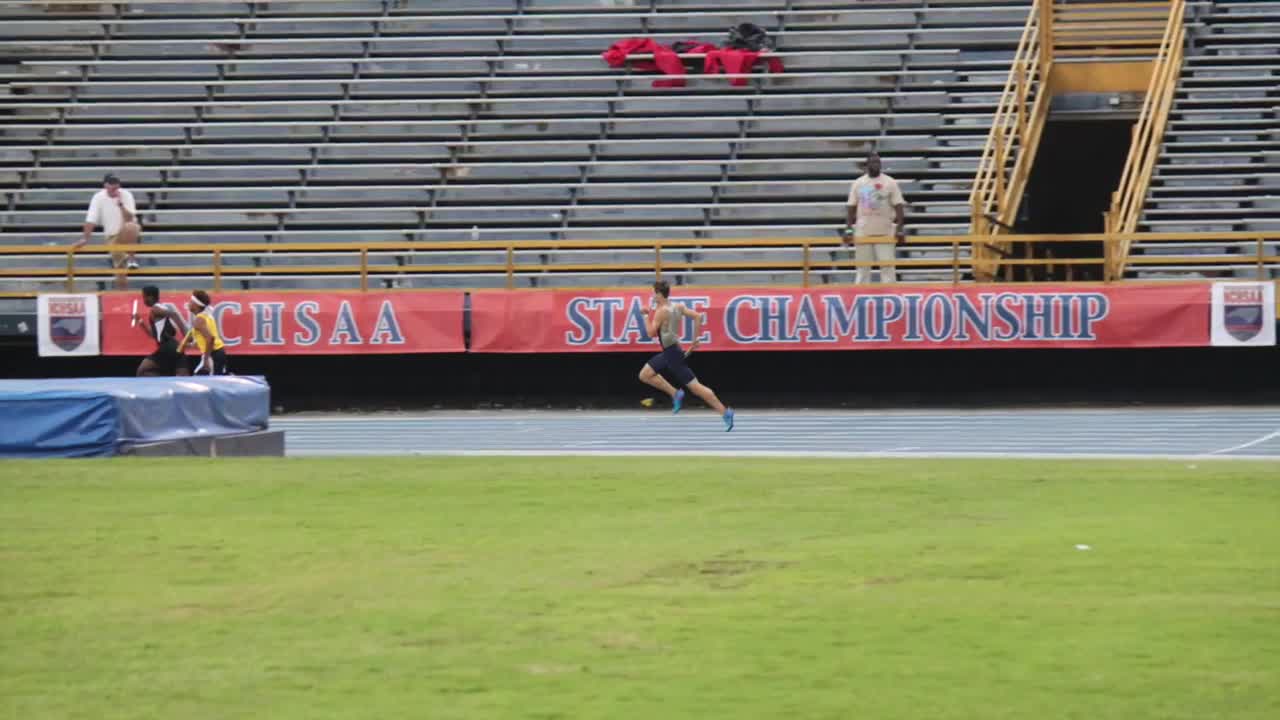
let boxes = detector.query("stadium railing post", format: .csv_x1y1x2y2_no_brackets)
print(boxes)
359,248,369,292
951,238,960,286
1103,234,1113,283
1039,0,1054,67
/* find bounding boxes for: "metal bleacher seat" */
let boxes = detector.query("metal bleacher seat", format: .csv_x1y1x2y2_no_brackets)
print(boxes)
1135,0,1280,276
0,0,1035,290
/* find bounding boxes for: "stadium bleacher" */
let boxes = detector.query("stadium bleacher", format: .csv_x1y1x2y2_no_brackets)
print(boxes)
1,0,1035,291
1,0,1275,292
1133,0,1280,276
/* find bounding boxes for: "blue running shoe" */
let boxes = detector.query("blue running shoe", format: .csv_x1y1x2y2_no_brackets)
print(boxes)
723,408,735,432
672,389,685,414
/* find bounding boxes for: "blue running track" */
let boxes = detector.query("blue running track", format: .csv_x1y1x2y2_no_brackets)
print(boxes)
272,408,1280,460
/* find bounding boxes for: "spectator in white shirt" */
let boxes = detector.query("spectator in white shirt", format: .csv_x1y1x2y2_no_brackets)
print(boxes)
73,173,142,288
843,153,906,283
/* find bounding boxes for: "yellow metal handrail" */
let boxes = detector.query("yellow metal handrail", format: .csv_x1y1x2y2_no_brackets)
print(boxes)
969,0,1051,278
1105,0,1185,279
1,232,1274,297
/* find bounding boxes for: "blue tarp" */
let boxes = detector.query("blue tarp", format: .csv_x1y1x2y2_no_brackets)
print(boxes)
0,377,270,458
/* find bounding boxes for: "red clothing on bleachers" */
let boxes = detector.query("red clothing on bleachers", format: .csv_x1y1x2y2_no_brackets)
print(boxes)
602,38,688,88
603,39,784,88
704,48,786,86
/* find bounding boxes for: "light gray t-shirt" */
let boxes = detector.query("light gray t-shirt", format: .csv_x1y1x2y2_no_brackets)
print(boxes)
659,302,683,348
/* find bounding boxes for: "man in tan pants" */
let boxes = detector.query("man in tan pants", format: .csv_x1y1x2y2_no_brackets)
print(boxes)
73,173,141,289
843,152,906,283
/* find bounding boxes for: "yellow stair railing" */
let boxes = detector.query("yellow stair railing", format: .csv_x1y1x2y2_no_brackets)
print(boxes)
971,1,1181,281
1104,0,1186,279
969,0,1052,281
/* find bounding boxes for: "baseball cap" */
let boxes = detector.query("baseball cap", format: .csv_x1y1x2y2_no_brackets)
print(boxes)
103,173,121,185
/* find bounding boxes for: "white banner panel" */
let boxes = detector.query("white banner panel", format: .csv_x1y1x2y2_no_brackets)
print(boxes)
37,294,101,357
1211,282,1276,347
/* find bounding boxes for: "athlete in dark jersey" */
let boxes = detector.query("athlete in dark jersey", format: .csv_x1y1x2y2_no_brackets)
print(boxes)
133,285,189,376
639,280,734,431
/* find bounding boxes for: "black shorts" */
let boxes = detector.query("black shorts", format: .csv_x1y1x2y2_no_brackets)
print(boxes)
646,344,696,387
192,348,230,376
144,337,182,375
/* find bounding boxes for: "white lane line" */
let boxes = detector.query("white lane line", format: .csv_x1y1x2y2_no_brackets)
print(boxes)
271,418,1278,427
270,407,1280,417
279,436,1262,445
270,419,1233,427
272,424,1254,434
284,431,1267,446
1205,429,1280,456
282,436,1262,445
286,449,1280,461
275,408,1280,420
271,424,1274,432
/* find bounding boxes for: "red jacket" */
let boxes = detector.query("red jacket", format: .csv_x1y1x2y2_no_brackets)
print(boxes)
704,48,786,86
602,37,688,88
603,39,784,88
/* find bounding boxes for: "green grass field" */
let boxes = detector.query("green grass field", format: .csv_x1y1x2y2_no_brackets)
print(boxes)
2,458,1279,719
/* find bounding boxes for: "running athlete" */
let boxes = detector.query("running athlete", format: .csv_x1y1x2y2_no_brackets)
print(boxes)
639,280,734,431
176,290,230,375
132,285,189,377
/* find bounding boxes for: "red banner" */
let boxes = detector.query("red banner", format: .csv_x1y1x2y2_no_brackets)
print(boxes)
471,284,1211,352
102,291,464,355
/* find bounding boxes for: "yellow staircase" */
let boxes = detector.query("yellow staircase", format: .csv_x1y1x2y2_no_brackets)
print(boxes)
1104,0,1187,279
969,0,1184,281
968,0,1052,280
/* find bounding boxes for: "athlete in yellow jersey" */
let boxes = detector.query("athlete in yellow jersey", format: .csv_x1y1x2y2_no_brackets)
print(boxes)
176,289,230,375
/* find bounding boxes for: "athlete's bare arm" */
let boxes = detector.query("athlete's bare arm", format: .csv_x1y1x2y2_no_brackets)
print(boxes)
134,309,157,341
684,306,707,354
